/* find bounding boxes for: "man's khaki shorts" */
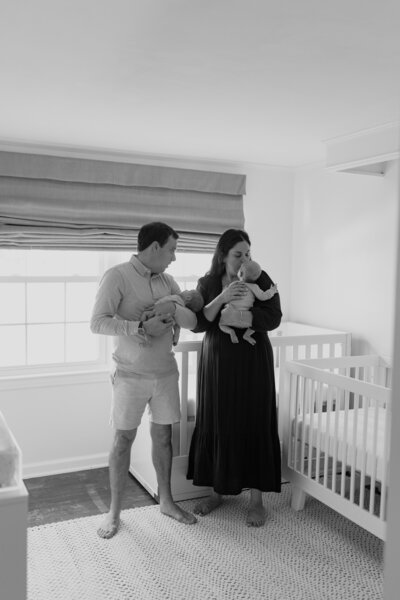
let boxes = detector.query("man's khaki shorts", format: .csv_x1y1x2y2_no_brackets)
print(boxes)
110,370,180,430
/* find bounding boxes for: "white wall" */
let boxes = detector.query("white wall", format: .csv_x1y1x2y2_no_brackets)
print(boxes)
243,164,294,320
290,160,399,358
0,156,294,477
0,374,113,477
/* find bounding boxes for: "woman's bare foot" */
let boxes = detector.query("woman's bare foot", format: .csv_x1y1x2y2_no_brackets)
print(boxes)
97,513,120,539
160,500,197,524
246,503,267,527
193,493,223,516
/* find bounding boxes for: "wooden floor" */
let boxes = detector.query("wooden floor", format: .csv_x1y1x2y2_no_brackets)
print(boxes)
24,467,157,528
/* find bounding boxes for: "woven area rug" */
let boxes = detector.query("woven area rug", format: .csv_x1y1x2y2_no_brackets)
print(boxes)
28,484,383,600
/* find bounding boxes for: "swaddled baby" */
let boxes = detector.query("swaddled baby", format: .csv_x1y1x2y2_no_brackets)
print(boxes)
151,289,204,345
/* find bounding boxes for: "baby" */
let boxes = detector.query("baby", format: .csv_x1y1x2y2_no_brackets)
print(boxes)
150,289,204,345
219,260,278,345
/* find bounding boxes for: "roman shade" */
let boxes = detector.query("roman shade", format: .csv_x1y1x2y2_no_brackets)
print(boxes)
0,151,246,252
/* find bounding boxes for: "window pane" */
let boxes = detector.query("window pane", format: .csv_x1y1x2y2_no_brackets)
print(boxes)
66,323,99,362
26,250,101,277
27,324,64,364
26,250,65,277
66,282,99,321
169,253,212,291
168,253,212,279
27,283,65,323
0,283,25,324
0,250,27,276
61,251,100,276
0,325,26,367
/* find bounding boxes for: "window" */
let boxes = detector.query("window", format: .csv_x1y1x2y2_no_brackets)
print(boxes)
0,249,212,376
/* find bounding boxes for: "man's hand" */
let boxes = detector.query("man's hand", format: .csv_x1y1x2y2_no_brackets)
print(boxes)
142,314,174,337
140,301,176,322
220,305,252,328
141,306,156,321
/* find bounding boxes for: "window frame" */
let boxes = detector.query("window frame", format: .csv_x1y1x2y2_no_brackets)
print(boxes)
0,250,210,382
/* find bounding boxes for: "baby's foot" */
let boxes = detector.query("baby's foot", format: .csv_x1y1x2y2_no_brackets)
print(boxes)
97,513,120,539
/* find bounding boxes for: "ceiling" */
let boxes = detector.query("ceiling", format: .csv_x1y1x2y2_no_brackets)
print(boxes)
1,0,400,167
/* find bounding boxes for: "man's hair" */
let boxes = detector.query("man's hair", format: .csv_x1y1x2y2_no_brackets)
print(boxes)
137,222,179,252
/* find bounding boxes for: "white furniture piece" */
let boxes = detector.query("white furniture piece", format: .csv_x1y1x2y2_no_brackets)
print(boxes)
0,411,28,600
281,354,391,540
130,322,351,502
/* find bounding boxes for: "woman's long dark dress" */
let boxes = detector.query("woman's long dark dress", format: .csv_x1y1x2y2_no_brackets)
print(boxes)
187,270,282,495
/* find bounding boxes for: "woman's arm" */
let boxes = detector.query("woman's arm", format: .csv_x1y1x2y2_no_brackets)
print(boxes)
203,280,248,322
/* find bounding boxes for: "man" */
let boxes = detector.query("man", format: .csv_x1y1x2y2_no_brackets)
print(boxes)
90,222,198,538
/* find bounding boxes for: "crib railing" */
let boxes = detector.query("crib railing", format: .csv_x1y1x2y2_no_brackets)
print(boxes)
173,325,351,458
282,355,391,539
130,322,351,501
173,341,201,457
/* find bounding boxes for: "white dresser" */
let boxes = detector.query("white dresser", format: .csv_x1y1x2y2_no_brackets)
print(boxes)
0,411,28,600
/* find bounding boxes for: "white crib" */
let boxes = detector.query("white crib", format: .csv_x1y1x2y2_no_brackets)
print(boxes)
281,354,391,540
129,322,351,501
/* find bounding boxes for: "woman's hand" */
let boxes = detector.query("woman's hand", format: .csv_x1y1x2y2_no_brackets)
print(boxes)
221,281,248,303
220,305,252,328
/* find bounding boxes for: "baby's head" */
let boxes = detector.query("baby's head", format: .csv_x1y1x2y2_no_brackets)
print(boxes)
239,260,262,283
180,289,204,312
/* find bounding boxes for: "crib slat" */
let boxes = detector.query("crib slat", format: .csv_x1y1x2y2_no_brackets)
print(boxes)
358,396,369,510
331,386,340,494
368,400,380,515
380,400,391,521
300,377,307,474
289,374,299,469
308,379,316,478
315,380,323,484
339,389,350,498
179,351,189,455
323,385,334,488
348,392,360,505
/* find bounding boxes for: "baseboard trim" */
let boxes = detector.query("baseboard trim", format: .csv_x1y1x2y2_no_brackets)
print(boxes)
23,453,109,479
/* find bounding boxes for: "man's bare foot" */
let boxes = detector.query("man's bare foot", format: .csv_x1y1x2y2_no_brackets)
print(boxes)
246,504,267,527
97,513,120,539
193,494,223,516
160,501,197,524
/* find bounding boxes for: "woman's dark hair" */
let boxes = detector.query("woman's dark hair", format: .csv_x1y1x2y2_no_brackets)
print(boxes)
207,229,251,277
137,222,179,252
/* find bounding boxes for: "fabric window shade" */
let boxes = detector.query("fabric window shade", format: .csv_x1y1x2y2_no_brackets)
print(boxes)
0,151,246,252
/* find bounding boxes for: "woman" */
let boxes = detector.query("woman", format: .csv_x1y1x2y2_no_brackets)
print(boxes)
187,229,282,526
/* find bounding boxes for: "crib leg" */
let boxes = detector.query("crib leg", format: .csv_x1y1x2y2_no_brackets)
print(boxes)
291,485,307,511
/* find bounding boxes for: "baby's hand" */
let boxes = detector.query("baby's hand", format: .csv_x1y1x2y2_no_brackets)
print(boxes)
140,305,155,321
266,283,278,299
